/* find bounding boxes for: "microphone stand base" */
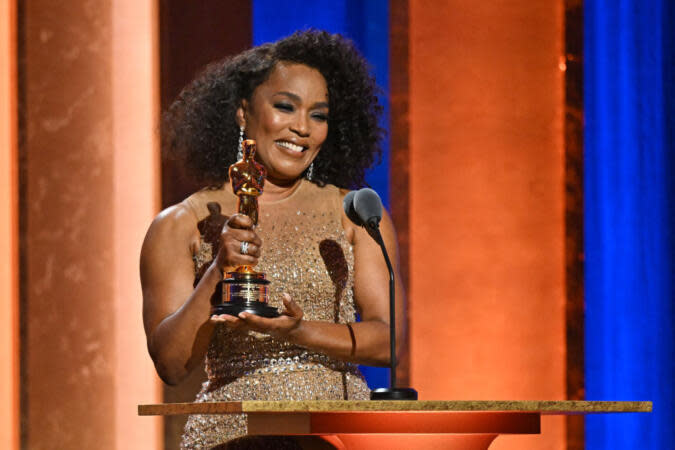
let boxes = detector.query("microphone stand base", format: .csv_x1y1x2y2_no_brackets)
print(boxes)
370,387,418,400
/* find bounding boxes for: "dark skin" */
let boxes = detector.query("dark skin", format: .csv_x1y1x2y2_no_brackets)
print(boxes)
141,63,406,385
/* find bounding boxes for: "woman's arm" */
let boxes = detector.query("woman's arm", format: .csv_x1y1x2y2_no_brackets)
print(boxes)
141,205,262,385
141,204,216,385
222,206,405,367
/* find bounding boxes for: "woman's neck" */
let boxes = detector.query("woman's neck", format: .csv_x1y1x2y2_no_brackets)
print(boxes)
259,176,304,203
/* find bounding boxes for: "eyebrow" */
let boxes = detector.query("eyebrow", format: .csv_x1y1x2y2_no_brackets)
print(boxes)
275,91,329,109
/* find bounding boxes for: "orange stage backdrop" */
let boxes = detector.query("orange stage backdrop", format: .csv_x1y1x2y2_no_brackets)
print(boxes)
6,1,572,448
17,1,161,448
408,2,567,449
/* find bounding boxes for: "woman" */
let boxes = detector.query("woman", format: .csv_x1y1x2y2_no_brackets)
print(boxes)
141,30,406,449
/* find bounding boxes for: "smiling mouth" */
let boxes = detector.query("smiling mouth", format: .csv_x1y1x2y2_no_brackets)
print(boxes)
275,140,307,153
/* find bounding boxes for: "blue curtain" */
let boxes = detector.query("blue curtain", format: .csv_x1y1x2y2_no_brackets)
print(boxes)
252,0,391,389
585,0,675,448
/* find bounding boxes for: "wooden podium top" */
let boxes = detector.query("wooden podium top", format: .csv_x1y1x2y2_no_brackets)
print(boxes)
138,400,652,416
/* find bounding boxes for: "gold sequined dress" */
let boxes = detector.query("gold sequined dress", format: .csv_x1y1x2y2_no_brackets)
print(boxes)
181,180,370,449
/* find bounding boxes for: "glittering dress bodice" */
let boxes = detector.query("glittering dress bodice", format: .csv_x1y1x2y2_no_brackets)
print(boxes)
181,180,370,449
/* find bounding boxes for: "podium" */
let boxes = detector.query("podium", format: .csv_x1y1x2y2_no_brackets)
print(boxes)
138,400,650,449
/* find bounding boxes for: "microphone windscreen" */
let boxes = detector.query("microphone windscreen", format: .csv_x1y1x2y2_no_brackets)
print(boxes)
343,190,363,226
354,188,383,225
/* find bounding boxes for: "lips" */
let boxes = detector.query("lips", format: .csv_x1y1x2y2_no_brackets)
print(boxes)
275,140,306,153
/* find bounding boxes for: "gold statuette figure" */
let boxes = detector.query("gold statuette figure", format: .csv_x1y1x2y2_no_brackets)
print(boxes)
212,139,279,318
229,139,265,227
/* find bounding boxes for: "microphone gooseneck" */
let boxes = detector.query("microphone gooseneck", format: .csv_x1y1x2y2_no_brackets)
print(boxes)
344,188,418,400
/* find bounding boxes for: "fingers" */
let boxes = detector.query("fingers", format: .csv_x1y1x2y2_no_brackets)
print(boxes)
281,293,304,319
224,227,261,247
226,214,254,230
225,237,261,258
216,214,263,268
210,314,246,330
237,312,275,331
217,295,304,339
239,242,261,258
219,243,257,268
210,313,271,333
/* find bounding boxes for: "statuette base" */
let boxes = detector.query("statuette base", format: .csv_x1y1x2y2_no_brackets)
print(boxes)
213,271,279,318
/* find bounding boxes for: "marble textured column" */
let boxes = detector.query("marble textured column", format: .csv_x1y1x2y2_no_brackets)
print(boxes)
408,1,567,449
112,0,162,447
20,2,116,447
19,1,160,448
0,0,19,448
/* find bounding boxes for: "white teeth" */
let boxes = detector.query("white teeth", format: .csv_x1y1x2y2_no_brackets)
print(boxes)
276,141,304,152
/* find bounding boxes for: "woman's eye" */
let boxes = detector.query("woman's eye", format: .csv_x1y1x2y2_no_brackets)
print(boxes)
312,113,329,122
274,103,294,112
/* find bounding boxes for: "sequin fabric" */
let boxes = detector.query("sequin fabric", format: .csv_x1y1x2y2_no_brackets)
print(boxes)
181,180,370,449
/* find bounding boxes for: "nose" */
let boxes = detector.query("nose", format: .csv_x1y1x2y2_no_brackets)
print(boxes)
290,114,310,137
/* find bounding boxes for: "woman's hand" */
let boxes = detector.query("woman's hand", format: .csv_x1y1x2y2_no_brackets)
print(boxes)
211,293,304,339
214,214,262,271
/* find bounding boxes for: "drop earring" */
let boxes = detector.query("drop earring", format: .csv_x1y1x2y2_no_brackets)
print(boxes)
306,162,314,181
237,126,244,160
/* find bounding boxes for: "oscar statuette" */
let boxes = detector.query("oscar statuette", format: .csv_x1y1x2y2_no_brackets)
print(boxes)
211,139,279,318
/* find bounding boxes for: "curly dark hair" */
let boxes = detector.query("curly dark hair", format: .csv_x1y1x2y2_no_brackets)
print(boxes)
162,30,384,189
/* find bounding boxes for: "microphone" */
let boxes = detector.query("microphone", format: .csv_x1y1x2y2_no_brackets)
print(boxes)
353,188,385,244
353,188,382,227
342,190,363,226
344,188,418,401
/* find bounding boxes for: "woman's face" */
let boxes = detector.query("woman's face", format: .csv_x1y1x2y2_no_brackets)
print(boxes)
237,62,329,185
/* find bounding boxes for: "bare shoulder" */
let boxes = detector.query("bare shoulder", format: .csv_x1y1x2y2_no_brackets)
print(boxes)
338,187,357,244
150,202,198,237
338,187,351,198
142,202,200,259
379,207,396,235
